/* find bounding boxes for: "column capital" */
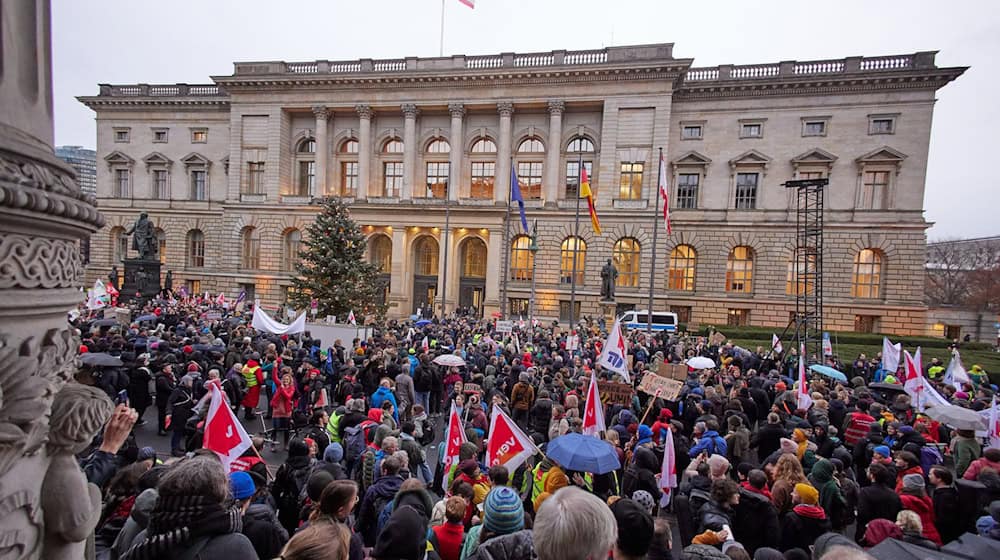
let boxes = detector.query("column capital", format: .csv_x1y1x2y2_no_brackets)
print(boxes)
312,105,329,120
547,100,565,116
401,103,420,118
355,104,374,120
448,103,466,118
497,101,515,117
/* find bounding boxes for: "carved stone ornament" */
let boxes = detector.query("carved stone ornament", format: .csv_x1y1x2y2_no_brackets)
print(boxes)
448,103,466,118
401,103,420,118
312,105,329,120
0,234,84,289
547,100,565,115
355,104,374,120
497,101,515,117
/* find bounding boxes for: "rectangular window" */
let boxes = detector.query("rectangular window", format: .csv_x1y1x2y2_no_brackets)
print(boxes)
676,173,699,209
869,117,895,135
470,162,495,199
152,128,168,143
239,283,255,304
854,315,879,334
670,305,692,324
191,129,208,143
734,172,758,209
516,162,543,200
681,125,703,140
379,162,403,198
727,308,750,327
862,170,890,209
341,162,358,197
802,121,827,137
740,123,762,138
423,162,448,199
619,162,643,200
114,128,130,143
509,298,529,317
152,169,168,199
559,300,582,323
246,162,265,194
186,279,201,295
298,161,315,196
565,161,593,199
114,169,130,198
190,170,206,200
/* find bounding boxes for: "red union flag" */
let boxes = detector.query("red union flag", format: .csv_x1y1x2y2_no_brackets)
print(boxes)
660,424,678,505
797,343,813,411
443,401,467,472
486,406,535,472
203,384,252,468
582,370,606,437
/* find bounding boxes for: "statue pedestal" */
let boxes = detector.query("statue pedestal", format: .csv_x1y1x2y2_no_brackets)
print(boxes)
121,258,161,302
599,300,617,324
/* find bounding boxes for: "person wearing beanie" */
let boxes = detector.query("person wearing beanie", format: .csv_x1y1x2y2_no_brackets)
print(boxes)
459,486,526,560
372,504,433,560
725,415,750,466
456,458,492,507
898,473,942,545
611,498,654,560
637,424,654,446
893,451,923,493
631,490,656,515
779,483,830,552
651,408,674,446
233,471,289,560
863,518,902,547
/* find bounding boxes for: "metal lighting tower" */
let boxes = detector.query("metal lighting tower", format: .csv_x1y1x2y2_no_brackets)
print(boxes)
783,177,827,363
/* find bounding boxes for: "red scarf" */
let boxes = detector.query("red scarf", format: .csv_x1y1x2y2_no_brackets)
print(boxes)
793,504,827,519
741,480,772,499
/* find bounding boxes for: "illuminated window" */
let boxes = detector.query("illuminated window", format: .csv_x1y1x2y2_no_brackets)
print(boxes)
510,235,534,281
668,245,696,291
786,252,816,295
369,234,392,273
282,229,302,272
414,237,439,276
612,238,640,288
462,238,487,278
852,249,883,299
726,246,754,293
560,237,587,285
619,162,643,200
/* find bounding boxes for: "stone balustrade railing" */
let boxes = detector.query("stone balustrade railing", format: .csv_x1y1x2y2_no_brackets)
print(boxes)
684,52,935,82
99,84,224,96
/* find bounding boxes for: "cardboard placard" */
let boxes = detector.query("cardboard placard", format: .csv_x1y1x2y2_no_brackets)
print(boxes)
114,308,130,325
496,320,513,334
205,311,222,320
463,383,483,395
638,373,683,401
583,379,634,406
657,362,689,381
566,335,579,351
710,331,726,346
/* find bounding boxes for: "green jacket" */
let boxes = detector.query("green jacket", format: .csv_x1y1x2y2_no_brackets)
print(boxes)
952,435,981,477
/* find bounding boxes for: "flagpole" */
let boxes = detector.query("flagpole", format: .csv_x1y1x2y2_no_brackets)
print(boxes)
439,0,445,57
440,198,451,318
570,152,582,329
647,147,662,335
501,158,514,318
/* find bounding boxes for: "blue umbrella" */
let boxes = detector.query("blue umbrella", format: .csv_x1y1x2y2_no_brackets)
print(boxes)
809,364,847,383
415,319,432,327
544,433,621,474
136,314,157,322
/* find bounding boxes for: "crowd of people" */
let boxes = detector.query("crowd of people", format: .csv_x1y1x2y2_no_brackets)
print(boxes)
69,296,1000,560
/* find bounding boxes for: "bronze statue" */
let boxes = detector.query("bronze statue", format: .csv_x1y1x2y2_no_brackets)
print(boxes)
164,270,173,291
600,258,618,300
125,211,157,260
108,265,118,291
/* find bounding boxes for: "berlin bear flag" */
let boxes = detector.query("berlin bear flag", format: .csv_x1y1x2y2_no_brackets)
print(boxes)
582,369,606,437
443,401,467,472
486,406,535,473
598,318,629,383
203,384,252,468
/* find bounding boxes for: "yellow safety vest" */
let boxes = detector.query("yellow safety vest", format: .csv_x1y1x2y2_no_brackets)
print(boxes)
531,464,553,504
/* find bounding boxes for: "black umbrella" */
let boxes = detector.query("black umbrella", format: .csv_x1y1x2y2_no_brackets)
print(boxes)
869,538,968,560
869,382,908,393
79,352,124,367
90,318,118,327
942,533,1000,559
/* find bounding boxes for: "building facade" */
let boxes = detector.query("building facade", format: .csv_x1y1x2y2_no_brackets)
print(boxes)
79,44,965,334
55,145,97,197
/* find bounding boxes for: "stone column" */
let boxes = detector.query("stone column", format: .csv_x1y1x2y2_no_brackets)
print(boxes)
448,103,465,201
389,227,408,318
495,102,514,204
356,104,373,199
401,104,419,201
544,100,565,206
312,105,329,196
0,2,106,557
484,228,502,315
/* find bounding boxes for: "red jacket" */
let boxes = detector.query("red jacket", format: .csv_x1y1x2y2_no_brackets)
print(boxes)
899,494,942,545
844,412,875,447
430,522,465,560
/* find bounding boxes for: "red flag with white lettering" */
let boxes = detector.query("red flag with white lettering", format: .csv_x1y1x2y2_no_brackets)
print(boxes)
203,384,252,468
443,401,467,472
582,370,606,437
486,405,536,473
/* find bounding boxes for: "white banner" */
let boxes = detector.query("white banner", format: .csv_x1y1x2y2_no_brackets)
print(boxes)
251,301,307,334
598,318,629,383
882,337,902,374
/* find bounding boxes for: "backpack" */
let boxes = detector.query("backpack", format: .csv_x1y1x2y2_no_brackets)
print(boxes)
418,416,436,446
275,463,311,516
344,420,376,464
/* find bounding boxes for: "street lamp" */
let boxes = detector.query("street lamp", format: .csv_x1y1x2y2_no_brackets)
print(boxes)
528,220,539,326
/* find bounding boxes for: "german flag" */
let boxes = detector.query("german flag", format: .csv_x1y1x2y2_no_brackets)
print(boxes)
579,166,601,235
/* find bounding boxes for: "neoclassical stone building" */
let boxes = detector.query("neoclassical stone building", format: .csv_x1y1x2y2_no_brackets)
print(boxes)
79,43,965,334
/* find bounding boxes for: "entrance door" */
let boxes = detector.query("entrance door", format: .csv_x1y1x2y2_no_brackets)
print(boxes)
413,276,437,315
459,283,485,317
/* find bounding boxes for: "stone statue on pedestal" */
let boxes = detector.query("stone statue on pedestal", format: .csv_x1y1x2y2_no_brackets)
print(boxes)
600,259,618,301
126,211,157,261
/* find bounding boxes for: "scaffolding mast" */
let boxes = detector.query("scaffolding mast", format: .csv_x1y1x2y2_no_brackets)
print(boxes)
784,177,827,364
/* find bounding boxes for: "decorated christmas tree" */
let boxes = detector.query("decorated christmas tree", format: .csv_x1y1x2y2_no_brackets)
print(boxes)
289,198,385,320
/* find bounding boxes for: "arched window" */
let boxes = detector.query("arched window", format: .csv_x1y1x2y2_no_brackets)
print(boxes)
340,139,359,153
560,237,587,285
414,237,439,276
668,245,696,291
786,251,816,296
110,226,128,263
726,246,754,293
155,228,167,265
290,138,316,196
282,229,302,272
852,249,883,298
241,226,260,269
515,137,544,200
339,138,359,197
426,139,450,153
369,234,392,273
613,238,641,288
298,138,316,154
567,136,595,153
186,229,205,268
461,238,487,278
382,137,404,153
471,138,497,153
510,235,534,281
565,136,595,199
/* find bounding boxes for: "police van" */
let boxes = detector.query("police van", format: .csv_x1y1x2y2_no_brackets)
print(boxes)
619,310,679,333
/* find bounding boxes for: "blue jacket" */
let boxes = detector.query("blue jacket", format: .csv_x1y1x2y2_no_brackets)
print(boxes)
370,386,399,422
407,354,418,375
688,430,728,458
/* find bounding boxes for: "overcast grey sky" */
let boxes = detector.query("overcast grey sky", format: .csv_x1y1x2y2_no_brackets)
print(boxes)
52,0,998,240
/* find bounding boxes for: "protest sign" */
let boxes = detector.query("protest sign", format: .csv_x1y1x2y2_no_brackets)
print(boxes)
710,330,726,346
583,378,634,406
496,320,513,334
566,335,579,351
657,362,689,381
463,383,483,395
638,373,683,400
